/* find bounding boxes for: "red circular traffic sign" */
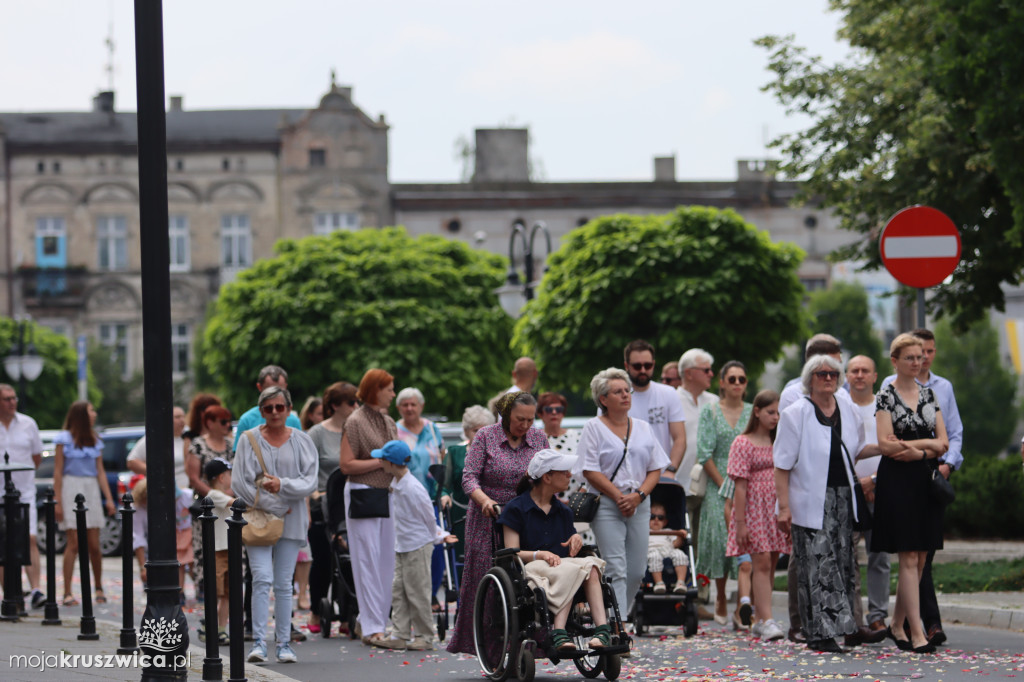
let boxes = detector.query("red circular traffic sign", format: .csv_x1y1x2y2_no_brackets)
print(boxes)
879,206,961,288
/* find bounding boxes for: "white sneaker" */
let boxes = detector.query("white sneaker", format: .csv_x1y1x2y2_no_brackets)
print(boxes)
761,619,785,641
751,621,764,638
652,581,666,594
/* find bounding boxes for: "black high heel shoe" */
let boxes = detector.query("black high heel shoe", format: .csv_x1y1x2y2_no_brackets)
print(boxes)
912,641,936,654
887,627,912,651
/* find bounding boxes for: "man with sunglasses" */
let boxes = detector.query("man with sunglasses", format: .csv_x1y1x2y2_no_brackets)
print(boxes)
623,340,686,479
234,365,302,450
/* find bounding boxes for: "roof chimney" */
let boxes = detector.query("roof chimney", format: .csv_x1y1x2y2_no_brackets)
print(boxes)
92,91,115,113
473,128,530,183
169,95,183,112
653,155,676,182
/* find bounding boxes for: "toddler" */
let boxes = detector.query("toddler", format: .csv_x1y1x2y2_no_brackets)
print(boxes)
204,457,235,646
647,502,689,594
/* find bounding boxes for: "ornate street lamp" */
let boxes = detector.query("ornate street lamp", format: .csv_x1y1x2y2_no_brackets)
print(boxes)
3,318,44,408
496,220,552,318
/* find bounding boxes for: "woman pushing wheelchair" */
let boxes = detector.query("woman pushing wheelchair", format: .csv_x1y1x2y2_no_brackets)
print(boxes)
497,449,611,651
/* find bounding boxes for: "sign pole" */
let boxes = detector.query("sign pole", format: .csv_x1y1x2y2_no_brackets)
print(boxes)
917,289,926,329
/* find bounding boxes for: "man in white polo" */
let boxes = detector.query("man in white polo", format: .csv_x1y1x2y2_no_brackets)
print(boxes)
675,348,718,545
0,383,45,608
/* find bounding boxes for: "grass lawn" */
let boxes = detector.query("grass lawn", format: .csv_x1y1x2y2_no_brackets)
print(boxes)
773,557,1024,594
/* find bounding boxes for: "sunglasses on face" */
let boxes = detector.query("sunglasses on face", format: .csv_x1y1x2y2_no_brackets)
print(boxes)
542,405,565,415
726,375,747,385
218,419,231,426
261,403,288,414
650,514,667,521
630,362,654,371
814,371,840,380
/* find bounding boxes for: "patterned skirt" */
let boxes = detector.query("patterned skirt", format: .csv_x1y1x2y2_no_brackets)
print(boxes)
791,486,857,642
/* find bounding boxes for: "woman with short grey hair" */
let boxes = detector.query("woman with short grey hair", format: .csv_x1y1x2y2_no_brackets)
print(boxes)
774,354,867,653
576,368,669,615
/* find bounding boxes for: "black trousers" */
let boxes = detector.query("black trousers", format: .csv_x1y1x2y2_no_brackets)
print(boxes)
919,549,941,629
308,504,332,609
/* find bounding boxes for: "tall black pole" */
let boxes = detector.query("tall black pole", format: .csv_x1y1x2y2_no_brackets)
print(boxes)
133,1,188,679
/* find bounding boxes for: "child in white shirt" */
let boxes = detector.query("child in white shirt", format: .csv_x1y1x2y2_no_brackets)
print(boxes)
204,457,235,645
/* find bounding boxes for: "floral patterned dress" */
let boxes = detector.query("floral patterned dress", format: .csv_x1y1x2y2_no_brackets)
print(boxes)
696,402,752,580
725,435,791,556
446,423,549,655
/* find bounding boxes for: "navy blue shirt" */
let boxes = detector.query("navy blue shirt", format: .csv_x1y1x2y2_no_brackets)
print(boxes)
497,490,575,557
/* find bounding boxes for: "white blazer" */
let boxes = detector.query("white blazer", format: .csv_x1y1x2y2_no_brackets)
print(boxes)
774,395,865,530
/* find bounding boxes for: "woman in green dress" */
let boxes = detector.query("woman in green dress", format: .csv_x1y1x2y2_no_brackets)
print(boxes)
697,360,753,624
440,405,496,559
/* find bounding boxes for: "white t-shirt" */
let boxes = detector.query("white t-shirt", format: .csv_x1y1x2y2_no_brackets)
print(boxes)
575,417,669,495
677,388,719,490
852,398,880,478
127,436,189,489
628,382,685,458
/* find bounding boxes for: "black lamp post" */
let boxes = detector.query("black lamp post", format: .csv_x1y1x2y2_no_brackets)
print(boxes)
3,318,44,408
495,220,552,318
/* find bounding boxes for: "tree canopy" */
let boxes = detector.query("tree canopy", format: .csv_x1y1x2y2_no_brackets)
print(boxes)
201,227,513,420
758,0,1024,329
512,208,807,397
0,318,97,429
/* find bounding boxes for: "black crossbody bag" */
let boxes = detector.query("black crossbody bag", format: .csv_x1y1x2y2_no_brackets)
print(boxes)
568,418,631,522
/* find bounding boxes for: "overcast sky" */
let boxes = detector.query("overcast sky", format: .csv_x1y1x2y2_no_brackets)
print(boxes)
2,1,850,182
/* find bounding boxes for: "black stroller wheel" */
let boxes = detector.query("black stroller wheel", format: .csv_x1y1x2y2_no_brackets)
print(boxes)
319,597,333,638
603,653,621,681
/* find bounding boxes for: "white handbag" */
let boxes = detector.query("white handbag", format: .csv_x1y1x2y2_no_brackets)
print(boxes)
688,463,707,497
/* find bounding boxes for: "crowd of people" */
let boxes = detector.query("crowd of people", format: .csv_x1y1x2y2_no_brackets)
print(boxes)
0,325,964,662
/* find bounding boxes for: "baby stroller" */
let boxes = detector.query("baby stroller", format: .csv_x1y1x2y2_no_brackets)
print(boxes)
429,463,461,641
317,468,359,639
630,477,699,637
474,519,630,682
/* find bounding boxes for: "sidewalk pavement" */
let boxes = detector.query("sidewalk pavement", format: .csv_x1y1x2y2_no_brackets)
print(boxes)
0,614,296,682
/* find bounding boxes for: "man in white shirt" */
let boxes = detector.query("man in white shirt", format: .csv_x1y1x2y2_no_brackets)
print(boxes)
845,356,888,646
623,340,686,479
505,357,538,394
0,384,45,609
880,328,962,647
675,348,718,543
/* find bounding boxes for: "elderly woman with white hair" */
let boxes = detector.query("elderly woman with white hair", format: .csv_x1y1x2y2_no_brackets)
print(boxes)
396,387,446,496
440,405,495,549
576,367,669,617
774,355,867,654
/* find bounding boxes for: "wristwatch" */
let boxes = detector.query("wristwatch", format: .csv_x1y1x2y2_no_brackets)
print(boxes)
665,465,678,473
637,489,647,502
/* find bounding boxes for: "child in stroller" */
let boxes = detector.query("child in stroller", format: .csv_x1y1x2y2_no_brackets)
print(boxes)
647,502,688,594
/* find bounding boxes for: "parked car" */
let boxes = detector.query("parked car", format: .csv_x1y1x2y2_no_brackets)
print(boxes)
35,424,145,556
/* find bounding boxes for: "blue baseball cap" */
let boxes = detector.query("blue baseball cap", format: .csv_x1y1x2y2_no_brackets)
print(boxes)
371,440,412,466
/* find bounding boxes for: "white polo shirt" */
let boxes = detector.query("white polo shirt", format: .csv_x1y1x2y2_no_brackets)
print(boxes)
0,412,44,498
676,388,719,490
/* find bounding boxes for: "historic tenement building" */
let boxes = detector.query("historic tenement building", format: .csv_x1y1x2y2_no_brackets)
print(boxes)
0,82,389,378
0,83,877,383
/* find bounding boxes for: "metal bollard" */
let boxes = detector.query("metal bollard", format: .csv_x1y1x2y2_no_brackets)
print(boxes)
117,492,139,654
200,497,222,681
74,493,98,640
1,453,32,621
226,499,248,682
41,487,60,625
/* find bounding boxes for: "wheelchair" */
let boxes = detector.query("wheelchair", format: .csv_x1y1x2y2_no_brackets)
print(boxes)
472,542,631,682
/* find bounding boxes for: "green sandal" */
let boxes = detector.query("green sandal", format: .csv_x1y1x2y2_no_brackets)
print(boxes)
588,624,612,649
550,628,576,651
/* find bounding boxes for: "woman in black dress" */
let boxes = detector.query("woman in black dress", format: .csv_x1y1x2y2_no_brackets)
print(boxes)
872,333,948,654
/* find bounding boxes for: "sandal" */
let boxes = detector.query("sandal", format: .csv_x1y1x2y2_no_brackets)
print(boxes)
588,624,612,649
551,628,576,651
95,590,107,604
362,633,389,647
62,595,79,606
218,630,230,646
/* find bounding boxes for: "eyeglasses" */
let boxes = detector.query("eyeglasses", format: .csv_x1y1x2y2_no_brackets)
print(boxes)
726,375,747,385
814,371,840,380
661,376,681,384
900,355,924,363
650,514,667,521
218,419,231,426
1,396,17,402
630,362,654,371
542,406,565,415
260,403,288,414
689,366,714,375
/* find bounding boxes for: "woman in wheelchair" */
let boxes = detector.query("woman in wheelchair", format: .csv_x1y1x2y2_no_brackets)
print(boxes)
497,449,611,652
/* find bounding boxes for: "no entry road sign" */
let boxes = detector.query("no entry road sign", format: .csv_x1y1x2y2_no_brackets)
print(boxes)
879,206,961,289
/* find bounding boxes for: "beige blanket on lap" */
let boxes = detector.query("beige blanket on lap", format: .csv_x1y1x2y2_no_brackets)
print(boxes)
523,556,606,614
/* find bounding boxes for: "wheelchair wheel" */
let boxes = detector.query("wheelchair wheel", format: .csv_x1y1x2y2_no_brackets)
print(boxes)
572,633,605,679
603,653,622,681
473,567,519,682
515,646,535,682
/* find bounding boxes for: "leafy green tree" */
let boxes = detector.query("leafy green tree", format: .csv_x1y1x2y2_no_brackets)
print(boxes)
0,318,98,429
87,341,146,425
758,0,1024,329
201,228,513,420
780,281,886,386
933,314,1017,457
512,208,807,396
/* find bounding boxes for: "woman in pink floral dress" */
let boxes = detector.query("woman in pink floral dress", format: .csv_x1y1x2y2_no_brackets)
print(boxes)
726,389,791,641
446,392,549,655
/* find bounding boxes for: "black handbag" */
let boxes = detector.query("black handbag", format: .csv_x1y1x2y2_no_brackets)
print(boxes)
569,418,631,523
348,487,390,519
928,467,955,506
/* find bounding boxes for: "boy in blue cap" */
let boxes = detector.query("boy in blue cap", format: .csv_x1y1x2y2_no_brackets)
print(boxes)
372,440,456,650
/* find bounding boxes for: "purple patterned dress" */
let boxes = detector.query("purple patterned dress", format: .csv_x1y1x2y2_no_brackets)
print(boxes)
446,423,549,655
